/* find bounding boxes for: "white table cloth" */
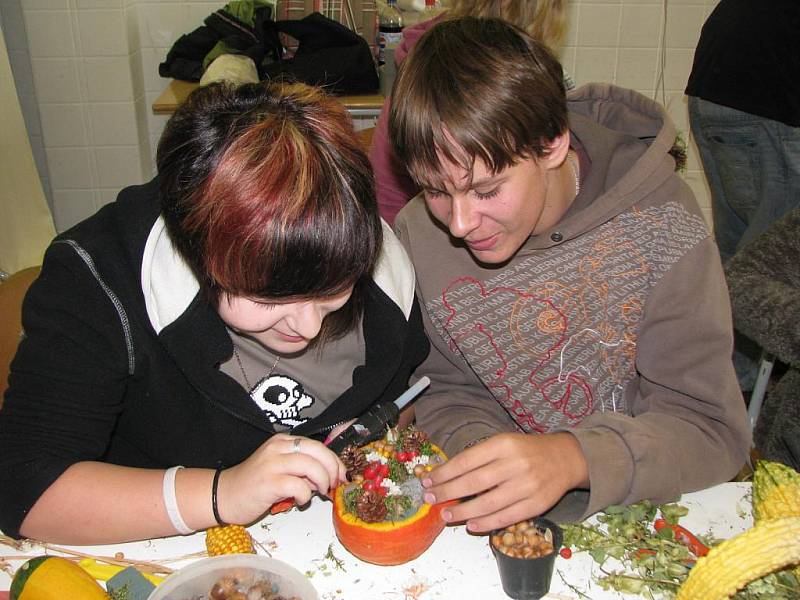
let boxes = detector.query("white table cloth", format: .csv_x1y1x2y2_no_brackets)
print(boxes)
0,482,753,599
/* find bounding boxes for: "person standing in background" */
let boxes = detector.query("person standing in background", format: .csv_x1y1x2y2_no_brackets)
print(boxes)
685,0,800,390
686,0,800,263
370,0,572,225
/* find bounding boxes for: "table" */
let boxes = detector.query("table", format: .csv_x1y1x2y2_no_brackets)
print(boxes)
0,482,752,599
152,79,385,117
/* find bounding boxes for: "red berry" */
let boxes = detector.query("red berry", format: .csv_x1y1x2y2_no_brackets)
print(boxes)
378,463,390,477
377,485,388,496
363,463,378,480
408,451,418,459
374,475,384,486
396,452,408,462
559,547,572,559
362,480,377,491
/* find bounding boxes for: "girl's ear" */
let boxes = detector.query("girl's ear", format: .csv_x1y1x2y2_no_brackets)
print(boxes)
540,130,571,171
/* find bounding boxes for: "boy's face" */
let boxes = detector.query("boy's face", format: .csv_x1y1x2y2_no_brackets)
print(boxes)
421,150,565,264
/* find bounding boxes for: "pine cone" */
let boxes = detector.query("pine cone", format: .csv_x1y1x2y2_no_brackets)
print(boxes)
401,427,429,453
340,445,368,480
355,489,388,523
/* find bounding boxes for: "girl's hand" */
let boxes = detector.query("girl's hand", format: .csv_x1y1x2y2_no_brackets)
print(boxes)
216,433,347,525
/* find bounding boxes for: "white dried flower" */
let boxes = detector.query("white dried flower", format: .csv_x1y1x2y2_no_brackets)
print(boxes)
381,478,402,496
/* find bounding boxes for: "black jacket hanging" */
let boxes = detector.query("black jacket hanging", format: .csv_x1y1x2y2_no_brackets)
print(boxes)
159,2,281,82
263,13,379,95
160,10,379,95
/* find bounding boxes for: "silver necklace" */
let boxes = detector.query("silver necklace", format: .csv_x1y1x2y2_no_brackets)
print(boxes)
567,151,581,197
231,342,280,391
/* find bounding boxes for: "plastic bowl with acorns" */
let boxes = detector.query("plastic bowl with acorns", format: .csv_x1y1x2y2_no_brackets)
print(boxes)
147,554,317,600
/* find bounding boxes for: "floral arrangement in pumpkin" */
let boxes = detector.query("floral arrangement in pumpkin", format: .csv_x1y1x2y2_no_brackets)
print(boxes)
338,426,442,523
332,426,452,565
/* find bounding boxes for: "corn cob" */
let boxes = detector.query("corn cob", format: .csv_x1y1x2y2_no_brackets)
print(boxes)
676,517,800,600
205,524,255,556
752,460,800,523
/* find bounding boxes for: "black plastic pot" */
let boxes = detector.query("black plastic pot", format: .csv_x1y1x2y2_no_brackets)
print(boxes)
490,518,563,600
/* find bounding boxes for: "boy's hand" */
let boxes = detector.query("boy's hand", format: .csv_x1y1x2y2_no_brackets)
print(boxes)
420,432,589,532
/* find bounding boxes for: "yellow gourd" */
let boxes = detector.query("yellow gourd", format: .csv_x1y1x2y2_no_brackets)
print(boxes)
11,556,109,600
752,460,800,522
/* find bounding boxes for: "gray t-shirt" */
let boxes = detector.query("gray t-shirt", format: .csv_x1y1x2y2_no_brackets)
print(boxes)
220,324,365,430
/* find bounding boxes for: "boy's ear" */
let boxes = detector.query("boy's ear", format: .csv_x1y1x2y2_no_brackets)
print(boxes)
540,131,571,171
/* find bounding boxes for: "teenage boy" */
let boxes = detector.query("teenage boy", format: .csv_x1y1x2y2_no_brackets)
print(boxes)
389,17,750,532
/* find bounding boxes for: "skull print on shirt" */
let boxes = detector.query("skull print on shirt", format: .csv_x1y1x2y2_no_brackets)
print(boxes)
250,374,315,428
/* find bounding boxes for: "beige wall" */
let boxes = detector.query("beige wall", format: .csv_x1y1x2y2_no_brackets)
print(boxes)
0,22,55,274
14,0,718,232
560,0,718,227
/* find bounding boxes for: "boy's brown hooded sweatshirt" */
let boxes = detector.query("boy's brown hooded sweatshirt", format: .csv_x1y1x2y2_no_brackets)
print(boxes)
395,84,751,521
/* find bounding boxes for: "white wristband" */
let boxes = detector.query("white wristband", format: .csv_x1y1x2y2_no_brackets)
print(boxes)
162,466,194,535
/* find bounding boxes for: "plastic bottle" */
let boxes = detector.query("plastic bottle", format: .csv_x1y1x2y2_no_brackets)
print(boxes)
377,0,404,96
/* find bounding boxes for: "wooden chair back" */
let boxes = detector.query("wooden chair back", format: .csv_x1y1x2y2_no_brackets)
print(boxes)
0,266,40,406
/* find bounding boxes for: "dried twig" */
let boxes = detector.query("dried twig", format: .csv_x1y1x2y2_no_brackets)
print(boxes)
0,535,212,575
558,568,591,599
402,582,431,600
34,544,174,575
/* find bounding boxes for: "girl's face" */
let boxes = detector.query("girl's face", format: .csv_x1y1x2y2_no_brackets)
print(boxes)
218,287,354,354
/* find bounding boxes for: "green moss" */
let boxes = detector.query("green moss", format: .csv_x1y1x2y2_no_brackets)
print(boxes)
384,494,414,520
388,458,408,483
344,485,364,515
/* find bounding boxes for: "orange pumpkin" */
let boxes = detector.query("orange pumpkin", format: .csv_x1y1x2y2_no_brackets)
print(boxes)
332,443,453,566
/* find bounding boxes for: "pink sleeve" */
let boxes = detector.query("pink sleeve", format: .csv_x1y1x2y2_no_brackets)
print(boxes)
370,16,442,224
369,101,420,226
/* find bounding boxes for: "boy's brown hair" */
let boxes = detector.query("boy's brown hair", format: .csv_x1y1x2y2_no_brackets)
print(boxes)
389,17,568,190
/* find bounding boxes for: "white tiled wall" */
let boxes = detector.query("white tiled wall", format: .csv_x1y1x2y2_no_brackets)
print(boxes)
135,1,222,169
6,0,144,230
6,0,720,231
560,0,720,226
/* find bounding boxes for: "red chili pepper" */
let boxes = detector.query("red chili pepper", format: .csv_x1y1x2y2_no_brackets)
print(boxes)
653,518,710,557
559,547,572,559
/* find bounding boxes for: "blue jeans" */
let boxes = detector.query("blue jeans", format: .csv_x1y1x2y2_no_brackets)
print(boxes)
688,96,800,264
689,96,800,388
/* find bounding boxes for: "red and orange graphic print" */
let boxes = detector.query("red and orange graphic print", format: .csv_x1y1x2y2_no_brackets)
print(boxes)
425,202,708,433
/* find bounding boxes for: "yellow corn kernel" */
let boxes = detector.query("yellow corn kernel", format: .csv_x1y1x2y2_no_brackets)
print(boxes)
205,524,255,556
676,517,800,600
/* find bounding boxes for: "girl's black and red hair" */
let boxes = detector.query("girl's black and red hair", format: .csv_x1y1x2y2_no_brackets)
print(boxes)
157,81,382,340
